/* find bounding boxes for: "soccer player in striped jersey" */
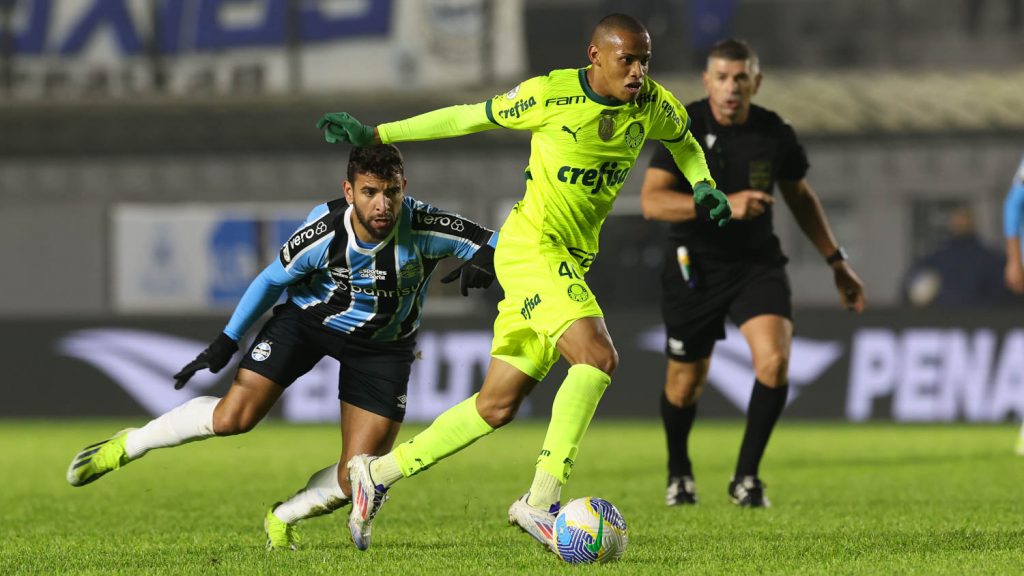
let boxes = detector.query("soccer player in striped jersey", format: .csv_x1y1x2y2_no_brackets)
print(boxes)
66,144,497,550
1005,154,1024,298
317,13,731,552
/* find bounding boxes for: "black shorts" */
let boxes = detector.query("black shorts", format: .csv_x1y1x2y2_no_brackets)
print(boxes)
238,303,415,422
660,250,791,362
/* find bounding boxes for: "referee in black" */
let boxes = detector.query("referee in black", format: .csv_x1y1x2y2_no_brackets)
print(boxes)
640,39,866,508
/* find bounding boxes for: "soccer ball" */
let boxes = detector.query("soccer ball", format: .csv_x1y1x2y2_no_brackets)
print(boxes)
553,497,628,564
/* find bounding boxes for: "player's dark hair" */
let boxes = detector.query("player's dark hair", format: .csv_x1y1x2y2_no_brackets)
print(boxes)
707,39,759,71
594,13,648,38
347,144,405,184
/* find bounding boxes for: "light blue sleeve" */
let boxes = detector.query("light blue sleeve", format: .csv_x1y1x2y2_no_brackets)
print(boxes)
303,203,330,223
223,205,334,340
1004,156,1024,238
408,196,496,260
222,260,293,341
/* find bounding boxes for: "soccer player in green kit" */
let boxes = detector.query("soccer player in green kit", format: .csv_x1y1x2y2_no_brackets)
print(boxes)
317,14,731,552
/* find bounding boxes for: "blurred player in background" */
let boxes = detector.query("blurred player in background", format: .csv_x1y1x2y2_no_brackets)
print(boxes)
900,205,1011,308
1005,153,1024,454
317,13,731,552
640,39,865,508
66,145,497,550
1004,154,1024,297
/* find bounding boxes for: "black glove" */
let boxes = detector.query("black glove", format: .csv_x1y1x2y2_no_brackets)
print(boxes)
173,332,238,390
441,244,496,296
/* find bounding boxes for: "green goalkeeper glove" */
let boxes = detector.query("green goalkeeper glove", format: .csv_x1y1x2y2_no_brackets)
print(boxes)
316,112,376,147
693,181,731,227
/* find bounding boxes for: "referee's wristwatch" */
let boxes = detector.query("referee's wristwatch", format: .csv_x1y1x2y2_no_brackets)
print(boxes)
825,246,848,265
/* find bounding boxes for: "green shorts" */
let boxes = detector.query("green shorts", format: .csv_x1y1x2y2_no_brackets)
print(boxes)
490,238,604,381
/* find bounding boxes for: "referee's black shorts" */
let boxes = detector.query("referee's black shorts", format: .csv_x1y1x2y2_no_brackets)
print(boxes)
660,249,791,362
238,303,415,422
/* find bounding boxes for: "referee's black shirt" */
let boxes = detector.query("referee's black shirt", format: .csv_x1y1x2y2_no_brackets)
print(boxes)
648,98,809,265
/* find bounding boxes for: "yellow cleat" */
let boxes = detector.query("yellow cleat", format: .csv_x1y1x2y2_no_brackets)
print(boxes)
264,503,299,551
66,428,136,487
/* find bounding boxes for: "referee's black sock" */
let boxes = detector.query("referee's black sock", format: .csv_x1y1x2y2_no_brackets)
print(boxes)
661,392,697,479
735,379,788,478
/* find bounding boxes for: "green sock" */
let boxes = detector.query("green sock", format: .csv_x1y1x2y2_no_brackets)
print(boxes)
531,364,611,506
392,393,494,478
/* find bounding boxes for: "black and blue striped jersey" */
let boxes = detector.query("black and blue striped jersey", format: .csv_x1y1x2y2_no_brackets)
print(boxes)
223,195,496,343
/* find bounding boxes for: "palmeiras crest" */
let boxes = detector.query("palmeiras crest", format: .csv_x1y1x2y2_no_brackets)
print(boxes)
598,110,617,141
624,122,645,148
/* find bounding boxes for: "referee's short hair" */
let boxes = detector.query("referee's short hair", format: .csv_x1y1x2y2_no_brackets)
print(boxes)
347,144,405,184
707,39,760,73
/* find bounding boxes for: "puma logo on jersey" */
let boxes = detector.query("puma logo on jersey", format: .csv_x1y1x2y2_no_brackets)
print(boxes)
561,125,580,142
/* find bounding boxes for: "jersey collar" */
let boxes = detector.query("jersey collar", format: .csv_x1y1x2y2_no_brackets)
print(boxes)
578,67,626,107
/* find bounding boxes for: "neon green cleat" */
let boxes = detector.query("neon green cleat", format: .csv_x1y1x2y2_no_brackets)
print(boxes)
264,503,299,551
66,428,136,487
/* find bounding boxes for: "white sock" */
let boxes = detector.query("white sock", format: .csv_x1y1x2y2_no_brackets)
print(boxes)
369,454,404,488
526,469,562,510
124,396,219,460
273,463,350,524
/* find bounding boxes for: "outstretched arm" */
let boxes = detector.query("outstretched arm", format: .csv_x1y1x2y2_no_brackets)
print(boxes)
318,103,498,147
175,259,294,389
410,198,498,296
320,77,549,146
779,178,866,312
224,207,334,339
222,261,294,341
377,102,500,143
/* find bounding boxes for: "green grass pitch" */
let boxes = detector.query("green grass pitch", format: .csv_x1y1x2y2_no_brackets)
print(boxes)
1,419,1021,575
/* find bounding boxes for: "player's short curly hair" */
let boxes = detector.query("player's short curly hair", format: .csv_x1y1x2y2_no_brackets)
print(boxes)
347,144,405,184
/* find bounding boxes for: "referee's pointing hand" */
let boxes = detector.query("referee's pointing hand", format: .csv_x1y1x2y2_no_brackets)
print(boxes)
728,190,774,220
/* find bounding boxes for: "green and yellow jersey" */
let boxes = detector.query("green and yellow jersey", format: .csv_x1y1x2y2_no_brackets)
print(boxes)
377,67,714,261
